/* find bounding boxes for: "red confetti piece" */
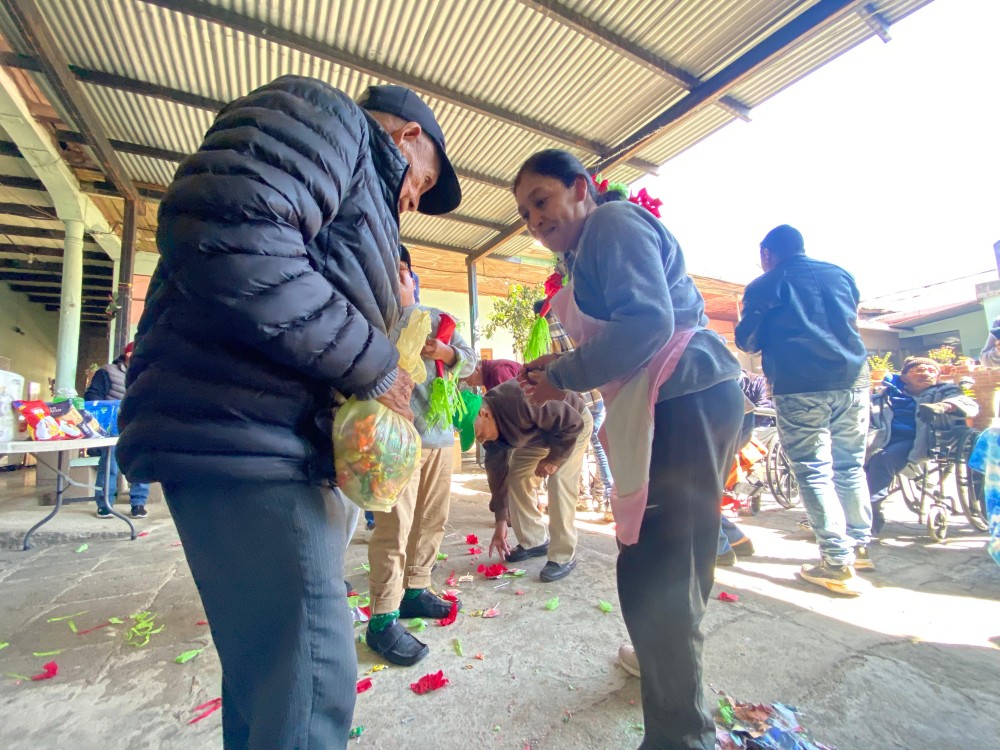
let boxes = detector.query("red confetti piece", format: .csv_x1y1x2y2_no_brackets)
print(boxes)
441,593,458,603
719,592,739,603
170,541,183,547
478,563,508,579
75,621,112,636
437,600,458,627
474,653,485,660
468,546,483,555
196,620,208,626
515,590,525,596
356,678,373,694
446,570,457,586
410,670,449,694
465,534,479,545
358,606,371,619
30,661,58,681
188,697,222,724
137,531,150,538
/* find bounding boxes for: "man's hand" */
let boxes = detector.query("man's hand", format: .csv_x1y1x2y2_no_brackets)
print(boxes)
375,367,415,422
522,368,567,406
916,401,956,423
534,460,559,478
489,520,511,558
518,353,561,386
421,338,456,365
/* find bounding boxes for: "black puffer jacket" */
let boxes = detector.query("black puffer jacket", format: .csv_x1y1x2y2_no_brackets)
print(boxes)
118,76,407,484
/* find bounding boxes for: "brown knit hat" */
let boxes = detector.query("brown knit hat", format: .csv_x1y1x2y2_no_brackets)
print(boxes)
901,357,939,374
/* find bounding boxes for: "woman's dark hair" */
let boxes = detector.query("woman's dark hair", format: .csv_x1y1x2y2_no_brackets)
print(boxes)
513,149,624,205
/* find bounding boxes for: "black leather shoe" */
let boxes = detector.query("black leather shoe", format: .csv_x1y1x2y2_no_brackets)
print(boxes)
505,542,549,563
398,589,459,620
366,620,429,667
539,558,577,582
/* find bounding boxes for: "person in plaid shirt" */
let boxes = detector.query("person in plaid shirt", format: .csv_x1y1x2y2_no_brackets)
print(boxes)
534,299,614,517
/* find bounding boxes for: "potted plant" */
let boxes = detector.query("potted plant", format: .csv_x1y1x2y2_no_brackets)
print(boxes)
866,353,893,382
927,345,957,376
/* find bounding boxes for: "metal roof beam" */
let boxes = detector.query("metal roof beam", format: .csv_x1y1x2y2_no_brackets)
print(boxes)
0,257,111,275
0,243,111,264
399,236,471,255
856,3,892,43
0,271,111,285
0,0,139,202
139,0,657,175
468,0,865,261
0,201,56,219
517,0,751,122
0,172,43,190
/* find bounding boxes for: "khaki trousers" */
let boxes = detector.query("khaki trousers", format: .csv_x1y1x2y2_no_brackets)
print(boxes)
369,447,453,614
507,408,593,564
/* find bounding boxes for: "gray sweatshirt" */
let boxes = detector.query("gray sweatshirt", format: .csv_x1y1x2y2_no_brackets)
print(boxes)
390,305,477,449
546,201,739,402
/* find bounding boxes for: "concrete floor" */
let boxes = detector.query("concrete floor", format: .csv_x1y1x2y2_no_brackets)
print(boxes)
1,465,999,749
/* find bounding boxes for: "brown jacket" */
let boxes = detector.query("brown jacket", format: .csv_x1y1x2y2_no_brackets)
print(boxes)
482,381,586,522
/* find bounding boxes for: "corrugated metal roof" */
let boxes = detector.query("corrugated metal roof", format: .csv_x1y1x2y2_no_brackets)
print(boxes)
0,0,937,269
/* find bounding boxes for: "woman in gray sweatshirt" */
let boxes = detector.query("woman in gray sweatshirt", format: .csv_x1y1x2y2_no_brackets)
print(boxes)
514,149,742,750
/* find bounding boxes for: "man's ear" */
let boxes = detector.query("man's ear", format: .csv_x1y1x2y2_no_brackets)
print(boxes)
391,121,423,147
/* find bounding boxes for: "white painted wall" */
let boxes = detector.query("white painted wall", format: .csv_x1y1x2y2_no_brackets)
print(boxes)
0,283,58,395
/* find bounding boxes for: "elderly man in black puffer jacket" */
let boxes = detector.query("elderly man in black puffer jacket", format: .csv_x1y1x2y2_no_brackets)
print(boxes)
118,77,460,748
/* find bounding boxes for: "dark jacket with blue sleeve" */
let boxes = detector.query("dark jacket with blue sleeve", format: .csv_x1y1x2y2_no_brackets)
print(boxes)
735,255,868,396
118,76,407,484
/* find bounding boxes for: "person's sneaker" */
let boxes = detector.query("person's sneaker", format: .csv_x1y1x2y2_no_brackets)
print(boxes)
398,589,459,620
95,507,113,519
539,558,577,582
130,505,148,519
365,620,429,667
732,537,755,557
853,546,875,572
618,644,641,677
797,516,812,532
716,549,737,567
798,561,862,596
504,542,549,563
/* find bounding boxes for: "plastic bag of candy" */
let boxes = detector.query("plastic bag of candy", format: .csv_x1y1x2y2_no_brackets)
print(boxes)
82,400,120,436
13,401,66,441
395,308,432,385
333,397,420,512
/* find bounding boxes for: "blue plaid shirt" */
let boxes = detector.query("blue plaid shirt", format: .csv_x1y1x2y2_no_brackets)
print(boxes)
547,313,603,410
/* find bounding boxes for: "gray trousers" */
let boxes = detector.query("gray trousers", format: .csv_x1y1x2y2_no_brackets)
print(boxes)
618,379,744,750
165,480,356,749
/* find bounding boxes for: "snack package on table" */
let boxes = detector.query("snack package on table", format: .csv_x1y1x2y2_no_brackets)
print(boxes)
333,397,420,512
13,401,66,441
82,400,121,436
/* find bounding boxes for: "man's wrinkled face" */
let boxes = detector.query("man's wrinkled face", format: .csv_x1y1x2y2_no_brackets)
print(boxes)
391,123,441,215
474,402,499,443
901,364,939,394
464,365,484,389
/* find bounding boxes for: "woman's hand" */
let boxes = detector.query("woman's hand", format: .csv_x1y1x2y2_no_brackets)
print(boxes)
522,367,567,406
489,520,511,558
518,353,561,386
421,338,457,365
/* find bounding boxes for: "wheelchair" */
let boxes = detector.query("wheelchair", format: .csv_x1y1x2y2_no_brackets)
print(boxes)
752,407,800,509
888,415,988,542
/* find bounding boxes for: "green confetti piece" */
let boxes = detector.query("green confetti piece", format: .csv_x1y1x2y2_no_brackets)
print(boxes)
598,600,613,613
629,723,645,733
174,648,205,664
346,595,359,608
544,596,560,611
505,569,526,577
108,617,123,624
354,563,371,572
47,611,87,622
718,697,736,726
436,552,448,561
349,726,364,739
74,544,89,553
6,672,30,680
32,650,62,657
0,642,9,650
125,611,163,648
408,618,426,633
453,638,463,657
357,595,370,608
68,621,78,634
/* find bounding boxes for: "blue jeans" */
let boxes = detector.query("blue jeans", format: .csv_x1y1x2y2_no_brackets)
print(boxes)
589,402,613,499
96,447,148,509
866,440,912,535
717,515,747,555
775,387,873,566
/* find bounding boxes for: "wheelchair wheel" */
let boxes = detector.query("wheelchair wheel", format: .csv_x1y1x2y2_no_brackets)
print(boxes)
927,504,949,543
766,438,800,509
955,430,989,532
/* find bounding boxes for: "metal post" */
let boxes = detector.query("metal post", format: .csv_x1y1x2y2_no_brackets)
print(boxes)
467,256,479,348
114,198,139,355
53,218,84,396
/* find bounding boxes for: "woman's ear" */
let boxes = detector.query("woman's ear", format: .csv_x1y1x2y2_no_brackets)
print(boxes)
574,174,589,202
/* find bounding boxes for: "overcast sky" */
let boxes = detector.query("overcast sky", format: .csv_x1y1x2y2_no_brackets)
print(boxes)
641,0,999,305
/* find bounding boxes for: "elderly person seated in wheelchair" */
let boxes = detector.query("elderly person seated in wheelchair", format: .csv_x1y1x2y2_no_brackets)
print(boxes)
867,357,978,535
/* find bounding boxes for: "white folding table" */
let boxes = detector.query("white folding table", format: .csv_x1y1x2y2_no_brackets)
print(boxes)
0,436,136,550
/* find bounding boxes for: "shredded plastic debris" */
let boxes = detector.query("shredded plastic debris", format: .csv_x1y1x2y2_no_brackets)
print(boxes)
410,670,449,694
175,648,204,664
714,694,837,749
188,697,222,725
719,592,740,603
544,597,560,611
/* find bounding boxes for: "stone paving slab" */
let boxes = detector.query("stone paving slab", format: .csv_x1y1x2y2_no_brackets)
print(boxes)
0,470,998,749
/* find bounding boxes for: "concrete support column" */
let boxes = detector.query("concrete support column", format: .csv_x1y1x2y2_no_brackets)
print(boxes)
467,257,479,348
54,218,85,396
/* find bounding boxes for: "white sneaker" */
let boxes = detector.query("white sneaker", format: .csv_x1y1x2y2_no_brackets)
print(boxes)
618,644,641,677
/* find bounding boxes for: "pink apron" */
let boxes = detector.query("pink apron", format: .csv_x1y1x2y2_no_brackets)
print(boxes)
550,283,694,545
